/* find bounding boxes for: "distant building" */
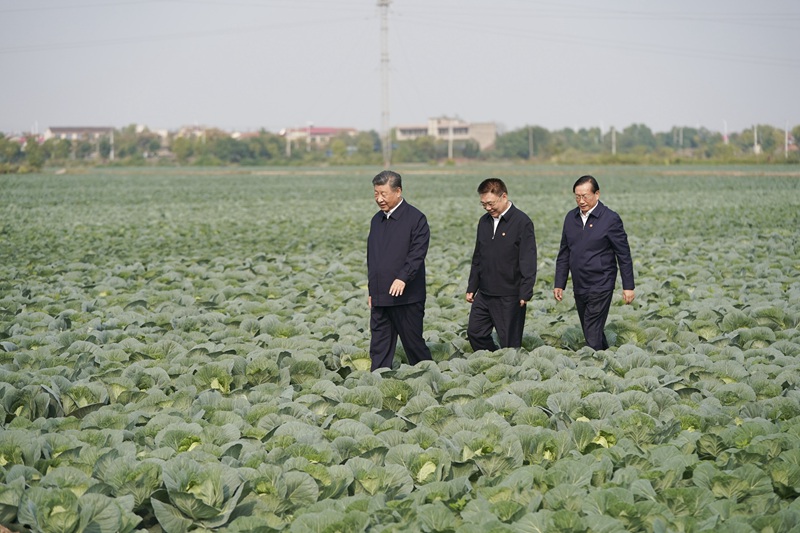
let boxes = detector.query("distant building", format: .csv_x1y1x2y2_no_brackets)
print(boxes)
175,125,210,139
43,126,113,141
395,116,497,150
231,131,262,140
279,126,358,147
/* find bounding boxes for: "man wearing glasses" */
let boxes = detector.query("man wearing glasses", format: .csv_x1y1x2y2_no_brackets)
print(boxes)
466,178,537,351
553,175,635,351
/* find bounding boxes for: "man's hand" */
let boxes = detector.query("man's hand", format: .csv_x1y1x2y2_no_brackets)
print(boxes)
553,288,563,302
389,279,406,297
519,300,527,308
622,289,635,304
465,292,474,303
368,296,372,308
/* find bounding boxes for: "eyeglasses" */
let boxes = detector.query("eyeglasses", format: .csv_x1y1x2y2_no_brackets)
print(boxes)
574,193,596,201
480,195,505,208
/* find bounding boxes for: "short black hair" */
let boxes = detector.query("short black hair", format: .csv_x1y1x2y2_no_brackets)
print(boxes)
372,170,402,190
573,175,599,193
477,178,508,196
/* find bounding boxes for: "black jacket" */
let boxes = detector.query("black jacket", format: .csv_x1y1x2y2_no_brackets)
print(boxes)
467,204,537,300
367,200,430,307
554,201,635,295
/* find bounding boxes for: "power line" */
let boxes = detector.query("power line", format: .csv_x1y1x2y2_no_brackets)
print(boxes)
392,13,800,69
0,0,164,14
0,0,370,14
0,16,368,55
4,1,795,68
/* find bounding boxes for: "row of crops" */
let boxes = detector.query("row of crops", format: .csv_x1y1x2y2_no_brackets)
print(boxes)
1,165,799,532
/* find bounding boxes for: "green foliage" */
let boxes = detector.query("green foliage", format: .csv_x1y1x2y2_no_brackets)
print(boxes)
17,487,141,533
7,120,799,173
151,455,246,531
0,166,799,531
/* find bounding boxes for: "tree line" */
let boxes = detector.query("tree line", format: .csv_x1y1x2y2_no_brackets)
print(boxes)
1,122,798,173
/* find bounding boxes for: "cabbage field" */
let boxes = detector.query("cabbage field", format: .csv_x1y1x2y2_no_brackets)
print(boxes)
1,165,799,533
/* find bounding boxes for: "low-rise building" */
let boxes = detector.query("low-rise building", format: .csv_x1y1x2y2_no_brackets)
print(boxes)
279,126,358,147
43,126,113,141
395,116,497,150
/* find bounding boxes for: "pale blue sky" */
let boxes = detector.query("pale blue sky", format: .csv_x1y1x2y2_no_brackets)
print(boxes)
1,0,798,136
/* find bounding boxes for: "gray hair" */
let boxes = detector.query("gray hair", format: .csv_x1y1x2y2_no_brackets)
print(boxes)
372,170,402,190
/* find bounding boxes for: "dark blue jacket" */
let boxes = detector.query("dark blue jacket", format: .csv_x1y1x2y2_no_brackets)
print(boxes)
367,200,429,307
467,204,537,300
554,201,634,295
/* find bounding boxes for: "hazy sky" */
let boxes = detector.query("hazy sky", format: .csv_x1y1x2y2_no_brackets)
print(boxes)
2,0,798,136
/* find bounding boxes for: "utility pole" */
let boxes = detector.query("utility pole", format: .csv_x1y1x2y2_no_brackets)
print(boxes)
378,0,391,168
611,126,616,155
528,126,533,160
448,120,453,160
754,125,758,154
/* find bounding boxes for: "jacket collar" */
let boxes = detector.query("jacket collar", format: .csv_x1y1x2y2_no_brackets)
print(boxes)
483,202,517,222
573,200,606,220
383,198,408,220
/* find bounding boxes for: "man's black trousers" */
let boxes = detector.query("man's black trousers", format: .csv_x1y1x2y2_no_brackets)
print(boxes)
467,292,526,352
370,301,432,370
575,290,614,350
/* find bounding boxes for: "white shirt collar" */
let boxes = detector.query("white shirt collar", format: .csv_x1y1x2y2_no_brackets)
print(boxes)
580,203,598,225
495,201,512,221
492,202,511,236
386,198,404,218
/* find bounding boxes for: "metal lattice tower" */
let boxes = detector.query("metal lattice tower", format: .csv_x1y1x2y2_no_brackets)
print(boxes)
378,0,391,167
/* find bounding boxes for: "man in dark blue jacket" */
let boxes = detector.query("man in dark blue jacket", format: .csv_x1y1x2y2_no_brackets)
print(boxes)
367,170,433,370
554,175,635,350
466,178,537,351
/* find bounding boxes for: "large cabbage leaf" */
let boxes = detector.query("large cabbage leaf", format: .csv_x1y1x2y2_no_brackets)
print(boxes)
152,455,246,531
